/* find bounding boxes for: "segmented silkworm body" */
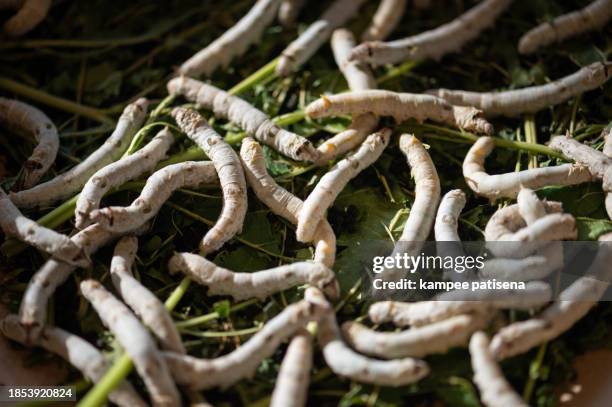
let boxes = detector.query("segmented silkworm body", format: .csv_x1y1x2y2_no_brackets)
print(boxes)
343,313,490,359
174,108,246,253
349,0,512,67
463,137,593,200
19,223,132,340
603,125,612,219
305,288,430,386
517,187,546,224
483,201,562,241
490,235,612,360
162,297,329,390
88,161,218,235
469,332,527,407
316,29,378,163
2,0,50,36
518,0,612,54
297,129,391,242
362,0,407,41
168,76,318,162
80,280,180,407
549,134,612,191
479,243,564,281
368,281,552,327
0,315,146,407
178,0,283,77
306,90,493,135
110,237,185,354
240,137,336,268
270,330,312,407
75,127,174,229
0,98,58,189
430,62,612,117
276,0,367,76
435,189,470,280
168,252,338,300
278,0,306,27
10,99,149,208
0,187,87,266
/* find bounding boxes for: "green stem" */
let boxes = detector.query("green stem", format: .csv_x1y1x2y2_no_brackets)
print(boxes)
376,60,422,85
0,77,113,124
524,115,538,169
228,57,279,96
523,342,548,403
175,298,258,329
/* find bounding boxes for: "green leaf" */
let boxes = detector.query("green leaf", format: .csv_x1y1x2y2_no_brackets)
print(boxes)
576,217,612,240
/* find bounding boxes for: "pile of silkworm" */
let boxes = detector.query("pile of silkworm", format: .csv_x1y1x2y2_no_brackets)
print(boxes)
2,1,612,406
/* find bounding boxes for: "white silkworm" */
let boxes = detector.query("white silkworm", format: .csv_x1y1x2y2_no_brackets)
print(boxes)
178,0,283,77
305,90,493,135
0,97,58,189
80,280,180,407
2,0,50,37
479,242,564,281
0,315,146,407
463,136,593,200
110,237,185,354
435,189,471,280
349,0,512,67
269,330,312,407
161,296,329,390
316,29,378,164
483,201,562,241
368,281,552,327
88,161,218,236
18,223,133,341
517,187,546,225
168,252,339,300
362,0,407,41
10,99,149,208
518,0,612,54
342,312,491,359
276,0,367,76
296,129,391,243
0,187,87,267
603,125,612,219
430,62,612,117
490,235,612,360
469,332,527,407
239,137,336,268
305,287,430,386
167,76,318,162
278,0,306,27
75,127,174,229
549,134,612,192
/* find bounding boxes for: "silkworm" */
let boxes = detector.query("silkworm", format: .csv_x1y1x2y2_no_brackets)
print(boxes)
2,0,51,37
278,0,306,27
518,0,612,54
305,90,493,135
490,234,612,360
0,187,87,267
80,280,180,407
161,296,329,390
88,161,218,236
178,0,283,77
362,0,407,41
75,127,174,229
483,201,562,242
479,242,564,281
549,134,612,192
342,312,491,359
305,287,430,386
168,252,339,300
10,99,149,208
269,330,312,407
469,332,527,407
239,137,336,268
110,236,185,354
316,29,378,164
296,129,391,243
0,97,58,189
0,315,146,407
517,187,546,225
430,62,612,117
18,223,134,341
463,136,593,200
276,0,367,76
603,125,612,219
435,189,471,280
368,281,552,327
167,76,318,162
349,0,512,67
